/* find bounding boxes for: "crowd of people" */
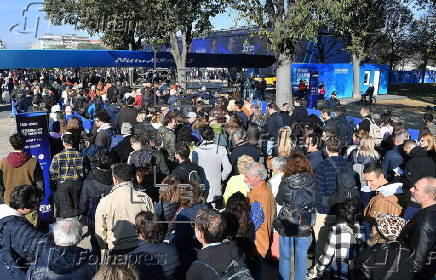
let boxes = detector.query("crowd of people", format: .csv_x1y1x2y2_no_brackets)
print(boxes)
0,69,435,280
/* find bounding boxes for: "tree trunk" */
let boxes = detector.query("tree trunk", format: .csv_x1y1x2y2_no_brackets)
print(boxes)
352,53,361,99
420,51,428,83
275,54,292,106
169,31,189,90
388,55,394,89
128,43,134,86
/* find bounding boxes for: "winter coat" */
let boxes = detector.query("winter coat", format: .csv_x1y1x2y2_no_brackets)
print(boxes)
26,246,96,280
314,156,349,214
306,150,324,170
275,172,316,237
398,204,436,280
0,204,53,280
95,181,154,250
290,106,308,124
192,142,232,203
116,106,139,131
174,203,210,274
266,112,283,139
247,181,275,257
364,182,405,223
381,145,405,179
111,135,132,163
186,241,245,280
79,168,113,216
127,241,179,280
0,152,43,204
404,146,435,189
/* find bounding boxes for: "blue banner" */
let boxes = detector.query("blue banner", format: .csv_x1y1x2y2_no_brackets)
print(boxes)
16,112,54,224
0,50,275,69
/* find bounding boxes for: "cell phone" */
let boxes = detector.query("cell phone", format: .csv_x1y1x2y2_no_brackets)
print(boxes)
393,167,404,176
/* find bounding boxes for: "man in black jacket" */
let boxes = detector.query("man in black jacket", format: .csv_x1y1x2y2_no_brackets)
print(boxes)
266,103,283,156
172,143,208,193
116,97,139,131
403,140,435,189
127,211,179,280
287,99,308,126
398,177,436,280
186,208,248,280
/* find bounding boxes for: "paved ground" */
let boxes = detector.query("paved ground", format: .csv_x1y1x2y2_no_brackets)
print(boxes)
0,105,15,158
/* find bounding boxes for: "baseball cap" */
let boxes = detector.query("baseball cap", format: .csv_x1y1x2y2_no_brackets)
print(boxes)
187,112,197,119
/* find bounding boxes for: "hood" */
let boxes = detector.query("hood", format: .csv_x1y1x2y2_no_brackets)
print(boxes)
198,142,219,151
377,182,403,197
97,123,111,133
410,146,428,158
48,246,91,274
89,168,113,186
281,172,314,190
0,204,21,220
6,151,31,168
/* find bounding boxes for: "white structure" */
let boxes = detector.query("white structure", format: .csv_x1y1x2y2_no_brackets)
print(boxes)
28,34,102,49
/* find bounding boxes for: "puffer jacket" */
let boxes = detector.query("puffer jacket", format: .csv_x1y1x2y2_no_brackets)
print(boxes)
275,172,316,237
0,204,53,280
26,246,96,280
79,168,113,216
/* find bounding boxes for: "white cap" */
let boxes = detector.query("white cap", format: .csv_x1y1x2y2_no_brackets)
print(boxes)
187,112,197,119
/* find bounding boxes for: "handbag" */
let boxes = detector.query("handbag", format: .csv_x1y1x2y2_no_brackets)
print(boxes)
273,205,316,237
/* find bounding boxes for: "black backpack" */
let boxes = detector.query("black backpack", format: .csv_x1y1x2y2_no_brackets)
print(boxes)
326,158,360,206
335,116,355,147
193,258,253,280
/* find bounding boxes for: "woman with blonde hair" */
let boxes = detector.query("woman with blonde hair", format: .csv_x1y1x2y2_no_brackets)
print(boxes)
349,135,380,190
346,129,369,156
277,126,295,158
419,132,436,165
223,155,255,204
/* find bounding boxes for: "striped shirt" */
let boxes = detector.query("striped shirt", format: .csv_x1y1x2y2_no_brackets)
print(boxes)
50,148,84,182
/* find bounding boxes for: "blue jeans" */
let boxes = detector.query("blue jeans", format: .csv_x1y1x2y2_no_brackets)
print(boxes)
279,235,312,280
11,99,17,117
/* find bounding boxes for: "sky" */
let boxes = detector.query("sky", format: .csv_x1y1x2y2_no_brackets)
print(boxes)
0,1,238,49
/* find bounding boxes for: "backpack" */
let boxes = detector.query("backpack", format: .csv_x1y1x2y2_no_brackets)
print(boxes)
193,258,254,280
335,116,354,147
352,151,372,188
364,117,382,145
179,165,202,184
326,158,360,206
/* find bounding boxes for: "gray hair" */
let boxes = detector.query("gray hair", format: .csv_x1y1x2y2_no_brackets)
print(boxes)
245,162,268,181
394,130,409,144
53,218,82,246
231,129,246,142
422,177,436,201
271,157,287,172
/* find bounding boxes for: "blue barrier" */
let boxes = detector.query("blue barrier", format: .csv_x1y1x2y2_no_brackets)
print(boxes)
247,100,420,140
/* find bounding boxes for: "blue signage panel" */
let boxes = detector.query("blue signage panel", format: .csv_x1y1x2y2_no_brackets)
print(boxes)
16,112,53,224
